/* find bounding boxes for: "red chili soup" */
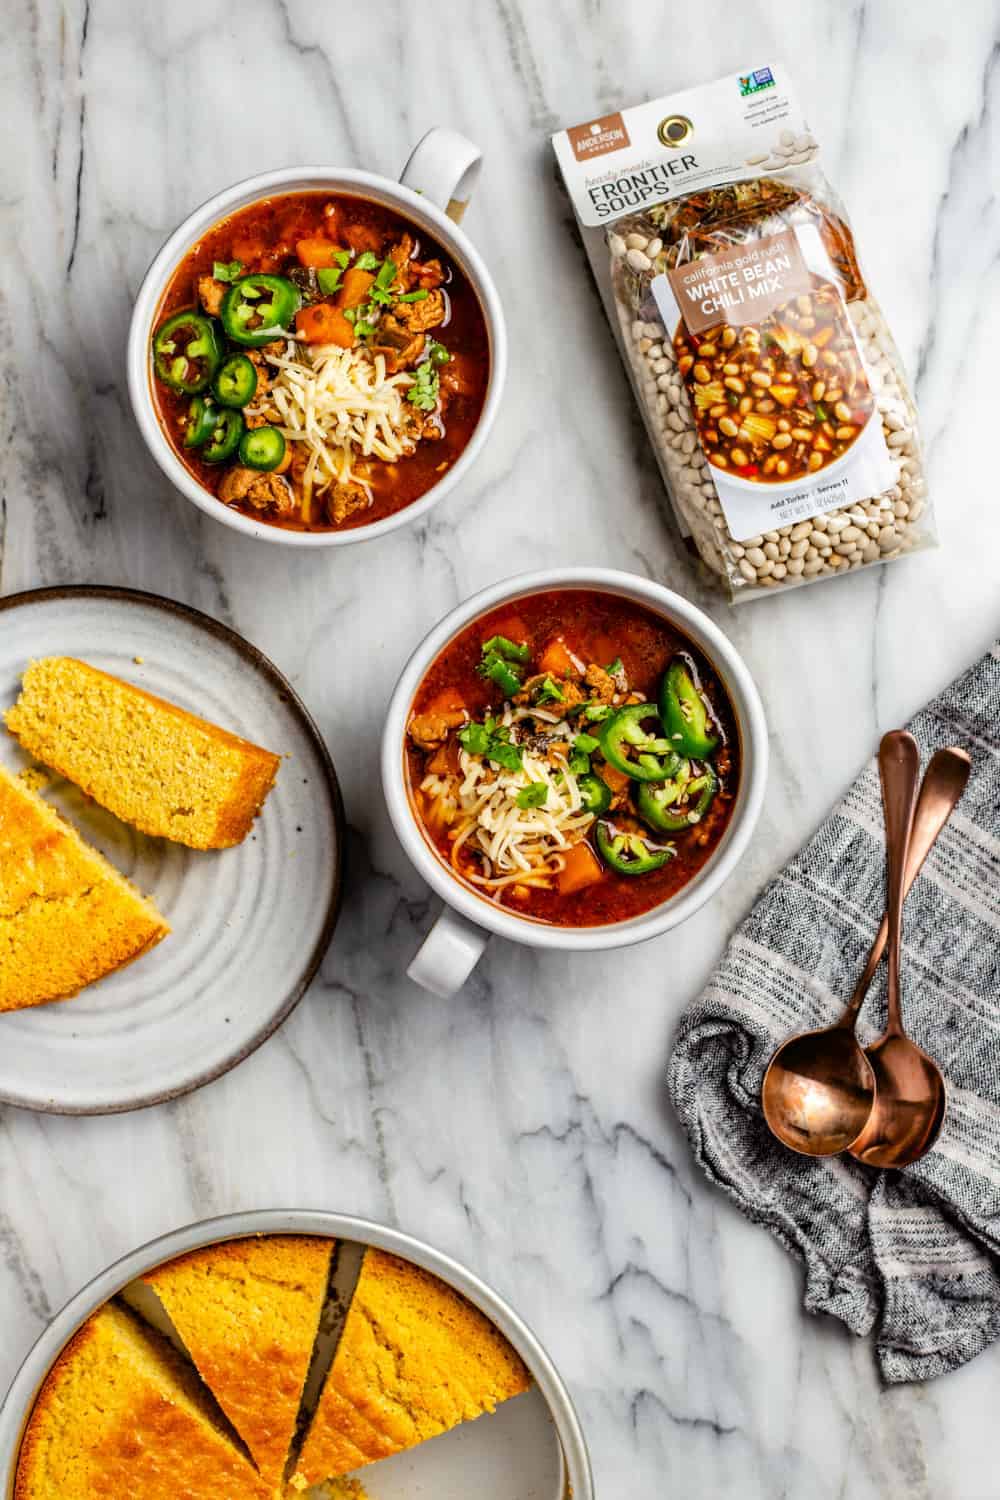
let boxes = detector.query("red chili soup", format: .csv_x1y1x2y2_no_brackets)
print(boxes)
150,192,490,532
405,589,741,927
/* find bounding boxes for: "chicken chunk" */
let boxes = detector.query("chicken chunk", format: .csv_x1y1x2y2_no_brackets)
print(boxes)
584,664,617,704
388,234,415,287
393,289,446,333
401,407,443,445
408,710,467,753
218,466,296,516
411,257,446,290
197,276,226,317
327,481,371,526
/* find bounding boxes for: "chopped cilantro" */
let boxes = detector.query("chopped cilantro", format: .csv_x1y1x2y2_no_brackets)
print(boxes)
573,732,600,754
488,739,523,772
516,783,548,810
458,716,523,772
534,676,565,706
479,655,522,697
584,703,613,723
428,341,451,366
316,267,343,295
398,288,430,302
354,250,380,271
457,721,490,756
568,753,591,776
407,360,440,412
605,657,624,677
334,250,352,269
212,259,243,283
364,257,399,309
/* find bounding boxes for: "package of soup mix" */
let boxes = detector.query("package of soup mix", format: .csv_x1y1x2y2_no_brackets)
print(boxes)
552,64,936,600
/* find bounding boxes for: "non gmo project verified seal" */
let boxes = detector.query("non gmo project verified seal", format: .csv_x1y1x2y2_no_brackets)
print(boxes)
738,67,776,96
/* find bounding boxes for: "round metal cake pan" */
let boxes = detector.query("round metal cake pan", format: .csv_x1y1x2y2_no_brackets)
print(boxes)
0,1210,593,1500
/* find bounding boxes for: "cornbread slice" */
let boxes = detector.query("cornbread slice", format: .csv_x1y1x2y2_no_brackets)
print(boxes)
14,1301,271,1500
0,763,169,1012
5,657,281,850
137,1236,334,1496
293,1249,532,1486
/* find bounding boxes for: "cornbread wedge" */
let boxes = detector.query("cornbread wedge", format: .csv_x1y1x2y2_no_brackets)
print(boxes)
5,657,281,850
136,1236,334,1497
292,1248,532,1486
14,1301,271,1500
0,763,169,1012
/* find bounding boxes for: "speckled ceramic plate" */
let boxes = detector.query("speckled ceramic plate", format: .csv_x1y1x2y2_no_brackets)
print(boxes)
0,1212,592,1500
0,587,344,1115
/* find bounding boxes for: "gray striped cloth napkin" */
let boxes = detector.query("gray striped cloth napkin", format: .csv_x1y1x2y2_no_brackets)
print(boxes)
668,643,1000,1382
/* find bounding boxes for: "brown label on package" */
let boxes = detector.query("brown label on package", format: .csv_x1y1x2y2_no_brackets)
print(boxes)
668,228,812,334
567,113,631,162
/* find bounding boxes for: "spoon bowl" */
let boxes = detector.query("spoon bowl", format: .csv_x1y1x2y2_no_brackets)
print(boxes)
848,1033,946,1167
762,1024,876,1156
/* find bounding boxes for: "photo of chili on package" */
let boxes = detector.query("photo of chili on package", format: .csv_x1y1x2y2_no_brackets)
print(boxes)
553,64,935,600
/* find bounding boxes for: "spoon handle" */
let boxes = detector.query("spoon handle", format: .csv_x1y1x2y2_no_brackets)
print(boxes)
878,731,921,1038
843,746,970,1019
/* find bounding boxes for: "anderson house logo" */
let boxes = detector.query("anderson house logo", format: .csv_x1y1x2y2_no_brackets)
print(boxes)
568,112,631,162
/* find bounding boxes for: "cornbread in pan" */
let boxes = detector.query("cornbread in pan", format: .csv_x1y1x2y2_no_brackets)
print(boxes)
0,762,169,1012
138,1235,334,1496
5,657,281,850
14,1301,270,1500
293,1248,532,1485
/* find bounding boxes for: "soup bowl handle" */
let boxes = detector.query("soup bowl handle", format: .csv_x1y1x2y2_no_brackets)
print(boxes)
399,127,482,224
408,906,488,997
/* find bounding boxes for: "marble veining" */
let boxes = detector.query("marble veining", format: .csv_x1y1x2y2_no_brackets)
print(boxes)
2,1,1000,1495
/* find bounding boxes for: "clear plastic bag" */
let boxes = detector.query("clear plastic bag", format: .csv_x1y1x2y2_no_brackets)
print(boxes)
607,170,935,599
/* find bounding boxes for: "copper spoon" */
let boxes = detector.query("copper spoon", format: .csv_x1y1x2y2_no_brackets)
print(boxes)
761,743,970,1157
847,735,953,1167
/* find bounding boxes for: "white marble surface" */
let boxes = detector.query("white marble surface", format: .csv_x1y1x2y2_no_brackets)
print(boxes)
2,1,999,1494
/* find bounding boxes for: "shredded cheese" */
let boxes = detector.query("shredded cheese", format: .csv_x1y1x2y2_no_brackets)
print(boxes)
258,340,416,510
420,704,595,893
